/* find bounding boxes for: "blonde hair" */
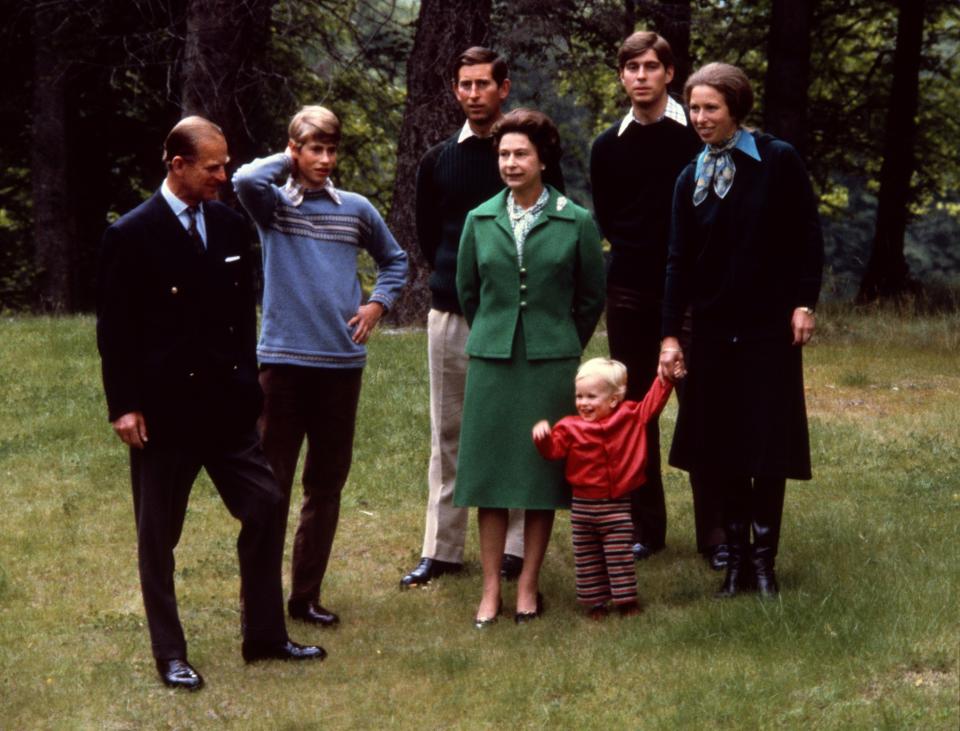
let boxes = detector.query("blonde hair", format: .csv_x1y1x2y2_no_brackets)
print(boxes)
288,105,341,147
576,357,627,400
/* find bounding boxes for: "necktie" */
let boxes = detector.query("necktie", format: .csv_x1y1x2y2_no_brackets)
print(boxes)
186,205,204,254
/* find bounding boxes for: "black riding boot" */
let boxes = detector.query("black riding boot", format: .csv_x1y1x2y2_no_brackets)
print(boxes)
751,478,786,597
715,475,752,597
715,519,750,597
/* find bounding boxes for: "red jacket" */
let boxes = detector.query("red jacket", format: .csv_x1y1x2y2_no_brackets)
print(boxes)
534,377,673,499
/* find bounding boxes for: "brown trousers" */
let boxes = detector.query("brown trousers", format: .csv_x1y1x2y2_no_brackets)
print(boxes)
258,364,363,606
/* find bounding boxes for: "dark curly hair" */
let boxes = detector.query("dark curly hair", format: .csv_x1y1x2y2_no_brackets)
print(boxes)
490,108,562,167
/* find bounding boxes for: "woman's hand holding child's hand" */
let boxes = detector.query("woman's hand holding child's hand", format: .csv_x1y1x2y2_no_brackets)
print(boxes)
532,420,551,442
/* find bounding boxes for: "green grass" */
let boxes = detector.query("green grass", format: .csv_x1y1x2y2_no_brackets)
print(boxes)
0,309,957,729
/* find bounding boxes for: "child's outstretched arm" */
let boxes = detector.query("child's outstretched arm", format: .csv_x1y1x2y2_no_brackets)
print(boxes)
532,420,552,442
532,419,570,460
634,376,675,426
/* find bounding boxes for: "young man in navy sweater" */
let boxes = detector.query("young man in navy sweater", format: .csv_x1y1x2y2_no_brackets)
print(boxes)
233,106,407,625
590,32,726,567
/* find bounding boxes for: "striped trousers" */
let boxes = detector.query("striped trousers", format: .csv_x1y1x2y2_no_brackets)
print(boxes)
571,496,638,606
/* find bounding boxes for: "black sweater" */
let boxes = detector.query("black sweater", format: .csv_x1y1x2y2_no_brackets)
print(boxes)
662,132,824,342
415,132,563,313
590,110,702,296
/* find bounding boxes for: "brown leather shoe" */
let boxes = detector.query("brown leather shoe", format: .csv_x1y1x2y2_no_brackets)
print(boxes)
289,600,339,626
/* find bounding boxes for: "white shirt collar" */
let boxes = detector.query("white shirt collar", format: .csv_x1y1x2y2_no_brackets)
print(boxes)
161,178,192,216
280,177,342,207
457,120,477,143
457,120,497,144
160,179,207,244
617,95,688,136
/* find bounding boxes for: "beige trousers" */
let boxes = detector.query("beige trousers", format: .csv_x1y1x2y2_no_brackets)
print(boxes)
422,309,524,562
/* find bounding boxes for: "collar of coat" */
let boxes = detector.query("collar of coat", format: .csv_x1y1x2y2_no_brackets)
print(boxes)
472,185,574,238
473,185,576,223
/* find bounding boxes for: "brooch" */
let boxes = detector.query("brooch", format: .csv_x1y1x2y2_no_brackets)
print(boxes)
556,196,568,212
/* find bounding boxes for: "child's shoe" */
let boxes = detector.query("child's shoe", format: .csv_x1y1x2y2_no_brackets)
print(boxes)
588,603,609,621
617,600,642,617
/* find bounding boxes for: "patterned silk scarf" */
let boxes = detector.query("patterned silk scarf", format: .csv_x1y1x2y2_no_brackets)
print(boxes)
693,128,742,207
507,187,549,266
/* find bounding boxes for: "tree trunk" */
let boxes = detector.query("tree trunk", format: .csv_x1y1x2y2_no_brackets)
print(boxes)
32,1,73,312
653,0,692,95
857,0,925,303
623,1,638,38
385,0,493,325
764,0,814,160
180,0,274,167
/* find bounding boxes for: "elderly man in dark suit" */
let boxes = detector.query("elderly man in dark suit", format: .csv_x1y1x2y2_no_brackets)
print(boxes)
96,116,324,691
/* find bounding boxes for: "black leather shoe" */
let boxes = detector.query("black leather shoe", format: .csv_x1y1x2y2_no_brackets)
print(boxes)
707,544,730,571
474,598,503,629
515,592,544,624
400,557,462,588
632,543,664,561
500,553,524,581
156,658,204,690
289,600,339,627
242,639,327,663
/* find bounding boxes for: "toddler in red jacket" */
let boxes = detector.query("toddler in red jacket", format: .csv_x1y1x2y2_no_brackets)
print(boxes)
532,357,673,618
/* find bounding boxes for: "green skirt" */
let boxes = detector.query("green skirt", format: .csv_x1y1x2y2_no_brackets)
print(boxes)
454,327,577,510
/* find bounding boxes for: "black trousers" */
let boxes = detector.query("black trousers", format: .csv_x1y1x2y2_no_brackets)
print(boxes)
258,365,363,606
129,427,288,660
717,475,787,553
606,285,725,551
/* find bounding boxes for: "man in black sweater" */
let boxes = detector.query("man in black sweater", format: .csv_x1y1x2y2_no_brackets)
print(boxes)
402,48,563,587
402,48,524,587
590,32,727,567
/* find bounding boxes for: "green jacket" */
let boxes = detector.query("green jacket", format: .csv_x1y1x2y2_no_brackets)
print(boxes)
456,186,606,360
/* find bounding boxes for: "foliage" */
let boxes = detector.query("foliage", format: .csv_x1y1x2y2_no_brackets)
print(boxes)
0,314,957,727
1,0,958,311
265,0,416,213
492,0,960,297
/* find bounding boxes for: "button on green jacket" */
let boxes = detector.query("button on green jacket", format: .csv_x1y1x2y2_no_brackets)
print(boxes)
456,185,606,360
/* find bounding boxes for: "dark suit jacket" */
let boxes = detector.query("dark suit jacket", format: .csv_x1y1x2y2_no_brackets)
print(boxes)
96,190,262,442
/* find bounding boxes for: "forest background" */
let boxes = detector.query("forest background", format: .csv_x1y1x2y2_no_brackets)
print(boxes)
1,0,958,322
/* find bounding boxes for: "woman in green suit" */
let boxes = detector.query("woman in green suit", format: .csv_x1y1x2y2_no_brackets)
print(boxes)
455,109,606,626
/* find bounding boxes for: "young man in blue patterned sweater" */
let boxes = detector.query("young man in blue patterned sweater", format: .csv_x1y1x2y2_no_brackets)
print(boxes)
233,106,407,627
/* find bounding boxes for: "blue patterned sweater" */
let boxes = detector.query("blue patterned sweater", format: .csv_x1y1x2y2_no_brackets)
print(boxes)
233,153,408,369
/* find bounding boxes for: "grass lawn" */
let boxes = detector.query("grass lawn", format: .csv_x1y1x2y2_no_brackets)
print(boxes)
0,309,957,729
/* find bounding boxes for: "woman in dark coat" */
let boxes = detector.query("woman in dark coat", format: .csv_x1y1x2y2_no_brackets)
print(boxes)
658,63,823,597
455,109,606,625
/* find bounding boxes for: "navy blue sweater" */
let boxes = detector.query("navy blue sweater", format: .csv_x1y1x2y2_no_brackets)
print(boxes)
590,108,702,296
